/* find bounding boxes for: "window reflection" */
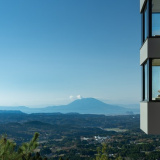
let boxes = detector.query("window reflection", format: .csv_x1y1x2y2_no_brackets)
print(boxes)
152,59,160,100
144,62,148,100
144,2,148,40
152,0,160,36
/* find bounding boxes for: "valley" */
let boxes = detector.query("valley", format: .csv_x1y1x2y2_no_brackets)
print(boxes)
0,112,159,160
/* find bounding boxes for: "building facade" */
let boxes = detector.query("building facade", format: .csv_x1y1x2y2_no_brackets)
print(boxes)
140,0,160,134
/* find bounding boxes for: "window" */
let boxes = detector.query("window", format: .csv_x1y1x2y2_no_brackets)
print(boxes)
152,0,160,36
152,59,160,100
142,59,160,101
141,0,160,42
142,0,149,43
144,2,149,40
144,62,148,100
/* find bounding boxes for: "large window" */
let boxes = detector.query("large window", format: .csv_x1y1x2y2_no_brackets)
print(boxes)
152,0,160,36
152,59,160,100
144,62,148,100
142,0,149,43
144,2,149,40
142,59,160,101
141,0,160,43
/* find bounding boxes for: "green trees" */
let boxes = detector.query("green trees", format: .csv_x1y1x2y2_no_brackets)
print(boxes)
19,132,39,160
0,132,46,160
95,144,123,160
115,156,123,160
0,135,18,160
95,144,109,160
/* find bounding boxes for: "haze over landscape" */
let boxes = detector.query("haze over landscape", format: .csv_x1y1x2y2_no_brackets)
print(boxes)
0,98,139,114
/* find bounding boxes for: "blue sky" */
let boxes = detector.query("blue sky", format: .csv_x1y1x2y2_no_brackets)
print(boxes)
0,0,141,107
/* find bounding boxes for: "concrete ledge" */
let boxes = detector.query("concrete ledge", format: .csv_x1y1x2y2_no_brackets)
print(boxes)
140,102,148,134
140,0,146,12
140,40,148,65
148,102,160,134
140,102,160,134
140,38,160,65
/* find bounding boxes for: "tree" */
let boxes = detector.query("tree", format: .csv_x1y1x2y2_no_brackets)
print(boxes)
115,156,123,160
19,132,39,160
0,132,47,160
95,144,109,160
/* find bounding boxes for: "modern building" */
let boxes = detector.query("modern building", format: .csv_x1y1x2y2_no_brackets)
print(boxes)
140,0,160,134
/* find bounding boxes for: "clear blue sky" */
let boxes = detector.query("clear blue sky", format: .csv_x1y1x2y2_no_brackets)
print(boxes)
0,0,141,107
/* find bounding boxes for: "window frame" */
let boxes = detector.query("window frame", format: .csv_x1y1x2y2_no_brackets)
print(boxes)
142,59,152,101
151,59,160,101
151,0,160,37
141,0,153,44
141,58,160,102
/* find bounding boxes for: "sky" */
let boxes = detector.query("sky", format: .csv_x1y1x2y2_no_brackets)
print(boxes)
0,0,141,107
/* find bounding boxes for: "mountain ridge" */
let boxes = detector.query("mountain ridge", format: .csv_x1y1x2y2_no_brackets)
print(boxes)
0,98,139,115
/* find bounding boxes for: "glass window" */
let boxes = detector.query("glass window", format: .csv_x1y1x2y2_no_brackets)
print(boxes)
152,59,160,100
152,0,160,36
144,2,148,40
144,62,148,100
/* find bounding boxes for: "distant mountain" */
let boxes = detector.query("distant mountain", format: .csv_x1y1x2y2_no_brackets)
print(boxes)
0,98,139,115
0,110,24,114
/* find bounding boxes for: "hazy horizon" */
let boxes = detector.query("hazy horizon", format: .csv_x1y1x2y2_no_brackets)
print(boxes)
0,97,139,108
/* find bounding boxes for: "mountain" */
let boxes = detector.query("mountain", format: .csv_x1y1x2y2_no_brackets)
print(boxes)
0,110,24,114
0,98,139,115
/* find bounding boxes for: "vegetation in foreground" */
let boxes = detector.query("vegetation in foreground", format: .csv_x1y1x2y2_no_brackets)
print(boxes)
0,132,47,160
